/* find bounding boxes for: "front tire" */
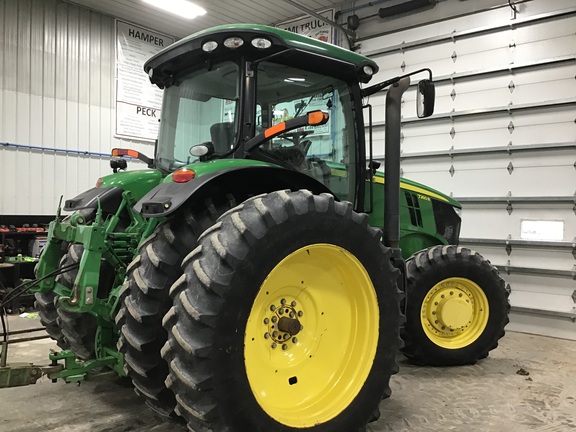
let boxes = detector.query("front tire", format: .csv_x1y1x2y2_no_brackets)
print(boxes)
54,244,99,360
401,245,510,366
35,291,69,351
162,191,403,432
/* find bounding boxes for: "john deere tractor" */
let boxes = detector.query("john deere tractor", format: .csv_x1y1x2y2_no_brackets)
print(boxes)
1,24,510,432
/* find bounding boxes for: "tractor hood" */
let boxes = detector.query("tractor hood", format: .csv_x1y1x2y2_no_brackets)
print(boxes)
373,172,461,208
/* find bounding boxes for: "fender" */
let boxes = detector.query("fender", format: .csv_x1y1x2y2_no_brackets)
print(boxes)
135,165,335,217
64,187,124,216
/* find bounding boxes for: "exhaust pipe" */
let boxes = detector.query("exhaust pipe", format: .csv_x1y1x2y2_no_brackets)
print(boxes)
383,77,410,250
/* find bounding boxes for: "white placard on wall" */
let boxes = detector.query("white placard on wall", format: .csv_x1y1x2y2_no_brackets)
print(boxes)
115,20,174,142
277,9,335,45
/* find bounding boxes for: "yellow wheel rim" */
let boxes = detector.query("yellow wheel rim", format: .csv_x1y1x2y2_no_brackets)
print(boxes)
244,244,379,428
421,277,489,349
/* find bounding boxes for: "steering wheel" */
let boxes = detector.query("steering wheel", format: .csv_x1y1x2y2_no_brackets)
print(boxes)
279,130,314,163
278,130,313,146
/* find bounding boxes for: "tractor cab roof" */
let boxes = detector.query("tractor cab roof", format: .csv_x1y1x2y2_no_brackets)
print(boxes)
144,24,379,88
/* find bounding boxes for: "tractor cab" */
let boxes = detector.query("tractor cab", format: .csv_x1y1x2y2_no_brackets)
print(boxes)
144,24,376,207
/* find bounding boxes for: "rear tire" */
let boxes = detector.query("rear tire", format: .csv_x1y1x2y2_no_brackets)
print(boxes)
162,191,403,432
116,194,242,418
401,245,510,366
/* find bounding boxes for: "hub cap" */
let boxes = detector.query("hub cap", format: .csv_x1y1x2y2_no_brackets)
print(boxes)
244,244,379,427
421,277,489,349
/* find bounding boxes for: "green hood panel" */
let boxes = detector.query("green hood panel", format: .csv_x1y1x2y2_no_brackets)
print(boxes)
100,169,163,202
373,172,461,208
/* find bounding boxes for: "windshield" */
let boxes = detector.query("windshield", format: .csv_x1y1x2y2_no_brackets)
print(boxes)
256,62,357,201
156,61,239,172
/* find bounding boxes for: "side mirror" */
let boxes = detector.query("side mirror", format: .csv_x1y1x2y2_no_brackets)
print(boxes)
190,142,215,161
416,79,435,118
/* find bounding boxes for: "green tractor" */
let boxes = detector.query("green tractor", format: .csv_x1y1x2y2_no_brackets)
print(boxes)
5,24,509,431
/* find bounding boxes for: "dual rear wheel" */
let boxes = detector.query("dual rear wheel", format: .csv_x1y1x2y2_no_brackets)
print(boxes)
121,190,402,431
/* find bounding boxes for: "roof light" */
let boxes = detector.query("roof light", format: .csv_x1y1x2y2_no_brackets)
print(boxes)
172,168,196,183
202,41,218,52
363,65,375,76
251,37,272,49
224,37,244,49
142,0,206,20
95,178,103,188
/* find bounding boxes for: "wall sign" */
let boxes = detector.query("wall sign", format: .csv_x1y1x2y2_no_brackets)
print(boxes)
277,9,335,45
115,20,174,142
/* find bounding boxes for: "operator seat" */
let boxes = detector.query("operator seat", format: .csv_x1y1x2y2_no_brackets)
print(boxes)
210,122,234,154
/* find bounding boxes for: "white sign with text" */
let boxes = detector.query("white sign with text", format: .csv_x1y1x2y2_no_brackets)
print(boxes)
277,9,335,45
115,21,174,142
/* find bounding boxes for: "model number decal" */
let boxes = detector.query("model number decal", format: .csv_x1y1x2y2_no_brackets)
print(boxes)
418,194,430,201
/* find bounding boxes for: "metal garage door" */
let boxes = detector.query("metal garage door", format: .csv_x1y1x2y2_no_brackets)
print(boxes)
358,0,576,339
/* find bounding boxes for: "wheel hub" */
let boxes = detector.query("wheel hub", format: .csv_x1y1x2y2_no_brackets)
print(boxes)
437,298,473,329
425,284,474,335
263,299,303,349
278,316,301,336
421,277,489,349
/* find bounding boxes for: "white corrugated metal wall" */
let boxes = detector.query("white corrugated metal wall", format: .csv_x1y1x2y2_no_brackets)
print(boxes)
1,0,574,338
0,0,153,215
351,0,576,339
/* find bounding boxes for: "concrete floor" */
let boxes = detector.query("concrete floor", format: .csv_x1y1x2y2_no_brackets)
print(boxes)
1,315,575,432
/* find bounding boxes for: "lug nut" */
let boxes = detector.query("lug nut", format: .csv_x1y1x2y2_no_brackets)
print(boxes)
278,309,283,315
298,311,303,317
270,305,276,311
289,312,295,318
264,332,270,339
273,331,278,338
264,318,269,324
281,298,286,305
291,301,297,307
271,343,277,349
272,316,277,323
292,337,298,344
282,344,288,350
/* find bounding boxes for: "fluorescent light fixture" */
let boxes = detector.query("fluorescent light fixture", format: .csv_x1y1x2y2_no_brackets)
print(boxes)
142,0,207,20
288,77,305,81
